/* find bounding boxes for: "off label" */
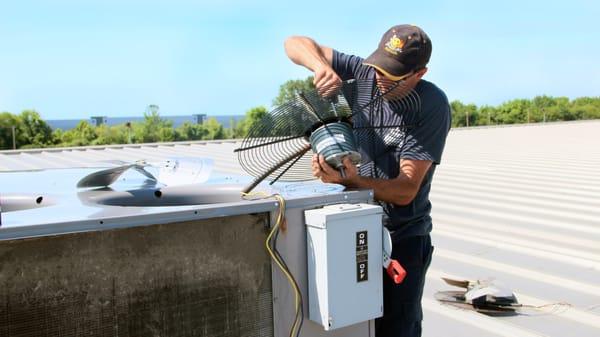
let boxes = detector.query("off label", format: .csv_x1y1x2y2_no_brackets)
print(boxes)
356,231,368,282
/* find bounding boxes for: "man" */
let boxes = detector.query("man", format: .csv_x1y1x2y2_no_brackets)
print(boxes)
285,25,451,337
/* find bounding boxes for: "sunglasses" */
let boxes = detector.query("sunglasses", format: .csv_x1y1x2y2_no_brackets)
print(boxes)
374,69,415,82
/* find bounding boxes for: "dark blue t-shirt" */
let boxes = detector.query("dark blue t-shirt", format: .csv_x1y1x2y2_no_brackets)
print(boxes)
332,50,451,238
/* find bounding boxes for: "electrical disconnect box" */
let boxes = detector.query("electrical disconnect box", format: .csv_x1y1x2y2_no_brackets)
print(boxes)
304,203,383,330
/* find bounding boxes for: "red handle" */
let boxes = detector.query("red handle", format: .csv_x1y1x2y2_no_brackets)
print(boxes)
386,260,406,284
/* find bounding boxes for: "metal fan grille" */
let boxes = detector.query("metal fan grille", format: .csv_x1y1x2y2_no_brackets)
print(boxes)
236,88,355,183
236,78,421,189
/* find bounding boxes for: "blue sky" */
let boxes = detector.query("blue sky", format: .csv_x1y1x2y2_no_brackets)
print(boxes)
1,0,598,119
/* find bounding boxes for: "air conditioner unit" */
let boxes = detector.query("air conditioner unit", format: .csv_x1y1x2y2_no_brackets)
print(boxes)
0,167,378,337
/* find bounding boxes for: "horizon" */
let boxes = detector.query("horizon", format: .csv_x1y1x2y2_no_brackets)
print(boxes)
45,113,245,121
44,114,245,131
15,92,600,123
1,0,599,120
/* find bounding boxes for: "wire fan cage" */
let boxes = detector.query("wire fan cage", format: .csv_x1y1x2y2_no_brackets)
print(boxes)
235,78,421,192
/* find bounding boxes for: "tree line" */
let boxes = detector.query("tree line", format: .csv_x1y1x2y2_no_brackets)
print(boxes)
1,76,599,149
450,96,600,127
0,108,269,150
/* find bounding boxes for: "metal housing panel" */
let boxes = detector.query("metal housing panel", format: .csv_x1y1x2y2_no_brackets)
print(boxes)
0,214,273,337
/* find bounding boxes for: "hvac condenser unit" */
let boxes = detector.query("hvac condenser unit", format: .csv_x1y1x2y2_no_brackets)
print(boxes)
0,166,377,337
305,203,384,330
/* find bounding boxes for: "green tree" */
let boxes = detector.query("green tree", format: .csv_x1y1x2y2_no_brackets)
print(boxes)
450,101,477,127
135,109,173,143
51,128,65,146
477,105,497,125
272,76,316,107
202,117,226,140
571,97,600,119
158,125,176,142
18,110,53,148
175,122,207,141
233,106,270,138
58,120,97,146
531,95,554,122
545,97,572,122
0,112,26,149
495,99,532,124
93,124,129,145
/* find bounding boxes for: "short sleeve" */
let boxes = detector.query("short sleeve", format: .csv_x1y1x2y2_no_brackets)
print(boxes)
400,91,451,164
331,49,366,80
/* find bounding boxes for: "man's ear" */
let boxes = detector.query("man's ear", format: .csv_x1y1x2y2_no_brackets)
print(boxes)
415,67,428,80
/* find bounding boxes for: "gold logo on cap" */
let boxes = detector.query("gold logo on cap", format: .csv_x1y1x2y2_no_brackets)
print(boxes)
384,34,404,55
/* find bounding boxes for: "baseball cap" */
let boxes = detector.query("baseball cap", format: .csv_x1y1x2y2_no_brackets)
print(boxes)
363,24,432,81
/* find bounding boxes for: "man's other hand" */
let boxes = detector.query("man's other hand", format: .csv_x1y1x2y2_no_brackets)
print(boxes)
312,154,358,186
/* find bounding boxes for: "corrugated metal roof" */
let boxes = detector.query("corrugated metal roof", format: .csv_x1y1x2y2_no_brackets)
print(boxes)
1,120,599,336
425,120,600,337
0,140,244,174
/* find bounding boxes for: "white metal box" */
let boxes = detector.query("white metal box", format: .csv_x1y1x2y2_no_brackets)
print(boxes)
304,203,383,330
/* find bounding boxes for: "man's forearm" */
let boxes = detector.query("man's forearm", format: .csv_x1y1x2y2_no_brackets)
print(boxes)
314,155,430,206
348,175,420,206
284,36,332,72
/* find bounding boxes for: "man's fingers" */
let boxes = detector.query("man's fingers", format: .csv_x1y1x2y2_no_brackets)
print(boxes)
314,68,329,87
316,79,334,95
318,155,337,175
311,153,322,177
314,68,341,98
313,71,326,87
320,85,339,98
342,156,358,176
319,79,341,97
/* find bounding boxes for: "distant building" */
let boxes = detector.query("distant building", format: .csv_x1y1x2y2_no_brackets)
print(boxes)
90,116,107,126
193,114,207,124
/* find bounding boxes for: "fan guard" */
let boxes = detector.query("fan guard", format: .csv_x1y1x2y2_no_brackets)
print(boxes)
235,79,421,193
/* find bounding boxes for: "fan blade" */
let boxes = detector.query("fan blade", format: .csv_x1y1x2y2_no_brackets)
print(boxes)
77,164,136,188
132,165,158,181
441,277,471,289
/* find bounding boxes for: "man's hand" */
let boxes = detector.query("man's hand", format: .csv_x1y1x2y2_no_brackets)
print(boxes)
313,65,342,98
313,153,432,206
312,154,359,186
284,36,341,97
